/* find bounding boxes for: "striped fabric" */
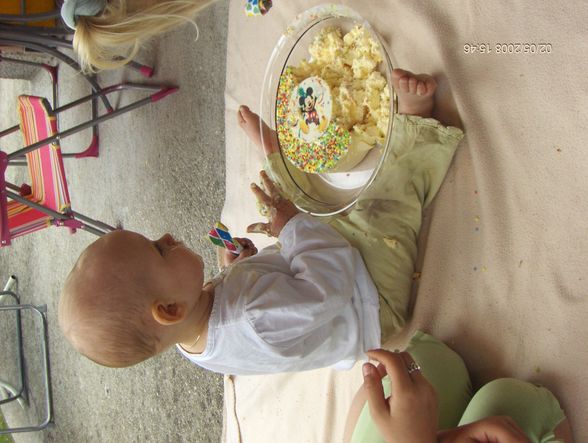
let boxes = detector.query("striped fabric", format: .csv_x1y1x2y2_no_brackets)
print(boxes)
5,95,71,240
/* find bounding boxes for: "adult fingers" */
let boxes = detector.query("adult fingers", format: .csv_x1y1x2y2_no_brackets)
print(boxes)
496,417,531,442
470,416,531,443
375,362,387,379
366,349,412,391
362,363,389,426
399,352,426,383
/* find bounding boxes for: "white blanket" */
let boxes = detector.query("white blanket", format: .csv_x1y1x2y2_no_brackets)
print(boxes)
222,1,588,441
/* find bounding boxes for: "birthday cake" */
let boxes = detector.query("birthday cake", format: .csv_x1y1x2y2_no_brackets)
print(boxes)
276,25,390,174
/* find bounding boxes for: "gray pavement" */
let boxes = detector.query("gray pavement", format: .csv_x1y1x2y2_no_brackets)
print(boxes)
0,1,229,441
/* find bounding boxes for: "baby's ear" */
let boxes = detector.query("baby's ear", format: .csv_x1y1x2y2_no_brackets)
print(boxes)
151,301,186,325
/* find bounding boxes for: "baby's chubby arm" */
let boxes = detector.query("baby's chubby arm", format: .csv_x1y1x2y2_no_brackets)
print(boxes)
243,171,362,347
244,212,361,347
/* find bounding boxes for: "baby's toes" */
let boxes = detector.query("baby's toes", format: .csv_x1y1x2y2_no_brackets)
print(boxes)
398,76,409,93
408,76,418,94
416,81,427,96
424,77,437,95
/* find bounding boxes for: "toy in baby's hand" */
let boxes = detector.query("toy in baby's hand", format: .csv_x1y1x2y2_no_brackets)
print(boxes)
208,223,243,255
245,0,272,16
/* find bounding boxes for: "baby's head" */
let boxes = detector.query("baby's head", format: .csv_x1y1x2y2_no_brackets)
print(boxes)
59,230,205,367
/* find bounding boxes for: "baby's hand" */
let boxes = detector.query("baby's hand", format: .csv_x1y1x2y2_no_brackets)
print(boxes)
247,170,299,237
221,237,257,268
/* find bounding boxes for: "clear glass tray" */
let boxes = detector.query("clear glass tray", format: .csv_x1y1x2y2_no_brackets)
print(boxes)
260,4,397,216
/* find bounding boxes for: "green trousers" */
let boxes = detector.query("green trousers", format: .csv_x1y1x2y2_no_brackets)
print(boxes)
265,114,464,340
351,332,566,443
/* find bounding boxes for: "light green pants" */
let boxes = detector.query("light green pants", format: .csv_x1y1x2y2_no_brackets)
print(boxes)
265,114,464,340
351,332,566,443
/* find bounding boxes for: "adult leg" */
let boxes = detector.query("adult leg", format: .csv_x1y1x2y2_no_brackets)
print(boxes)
458,378,570,442
344,332,472,443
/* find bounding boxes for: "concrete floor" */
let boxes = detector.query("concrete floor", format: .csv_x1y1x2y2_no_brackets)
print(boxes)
0,1,229,441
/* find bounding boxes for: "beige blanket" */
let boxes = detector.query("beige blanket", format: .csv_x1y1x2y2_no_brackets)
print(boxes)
222,1,588,441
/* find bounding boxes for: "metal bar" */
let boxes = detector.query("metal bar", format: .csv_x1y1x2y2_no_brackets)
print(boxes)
0,83,134,144
7,94,162,160
5,189,69,220
0,38,112,111
0,23,70,36
0,304,53,434
0,291,26,408
71,210,116,232
48,83,164,115
5,183,20,192
5,188,110,236
78,224,108,237
0,124,19,138
0,11,61,22
0,55,48,68
0,30,71,49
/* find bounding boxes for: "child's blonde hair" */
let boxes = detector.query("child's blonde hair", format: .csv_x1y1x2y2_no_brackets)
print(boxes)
73,0,215,72
59,236,162,368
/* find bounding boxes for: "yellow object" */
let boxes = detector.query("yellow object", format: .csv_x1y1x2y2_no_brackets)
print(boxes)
288,25,391,171
1,0,57,27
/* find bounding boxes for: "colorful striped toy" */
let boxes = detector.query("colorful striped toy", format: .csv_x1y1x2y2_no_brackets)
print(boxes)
208,222,243,255
245,0,272,16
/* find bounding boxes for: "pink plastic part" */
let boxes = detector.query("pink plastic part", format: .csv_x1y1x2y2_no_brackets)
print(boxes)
41,64,58,84
151,87,179,102
139,66,154,78
0,151,11,247
19,184,32,196
74,135,99,158
55,218,83,231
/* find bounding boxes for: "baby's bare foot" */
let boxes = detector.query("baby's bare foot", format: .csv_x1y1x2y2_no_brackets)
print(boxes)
392,68,436,118
238,105,278,155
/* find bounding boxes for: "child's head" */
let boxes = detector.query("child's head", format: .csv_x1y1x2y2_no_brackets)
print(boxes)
63,0,215,72
59,230,205,367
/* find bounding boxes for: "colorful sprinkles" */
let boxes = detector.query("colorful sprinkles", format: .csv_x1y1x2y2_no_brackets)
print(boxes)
276,68,351,174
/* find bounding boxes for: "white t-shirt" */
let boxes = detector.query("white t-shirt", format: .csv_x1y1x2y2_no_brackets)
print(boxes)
178,213,381,375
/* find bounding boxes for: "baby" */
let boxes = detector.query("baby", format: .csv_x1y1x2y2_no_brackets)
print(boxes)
240,68,464,341
60,69,463,375
60,170,380,373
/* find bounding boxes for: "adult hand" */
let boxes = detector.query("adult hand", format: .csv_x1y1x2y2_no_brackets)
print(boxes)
247,170,299,237
220,237,257,268
437,416,531,443
362,349,438,443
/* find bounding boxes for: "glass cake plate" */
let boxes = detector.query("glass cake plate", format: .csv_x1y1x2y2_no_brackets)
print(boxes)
260,4,397,216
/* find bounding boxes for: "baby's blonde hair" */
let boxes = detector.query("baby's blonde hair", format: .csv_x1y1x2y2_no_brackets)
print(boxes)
73,0,215,72
59,236,161,368
60,280,159,367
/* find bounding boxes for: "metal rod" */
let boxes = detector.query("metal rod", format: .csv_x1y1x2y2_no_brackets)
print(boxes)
7,94,159,160
0,38,112,111
0,291,26,408
0,23,70,36
5,189,69,220
0,304,53,434
71,210,116,232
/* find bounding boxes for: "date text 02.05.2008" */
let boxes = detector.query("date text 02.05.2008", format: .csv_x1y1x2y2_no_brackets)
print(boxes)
463,43,552,54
